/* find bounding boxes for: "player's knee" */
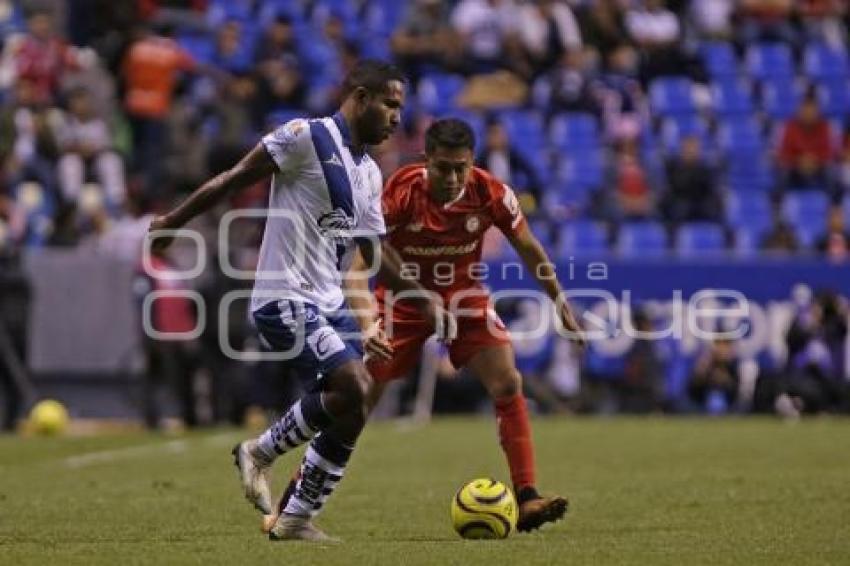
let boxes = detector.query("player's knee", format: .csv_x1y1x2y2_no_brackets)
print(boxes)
489,370,522,400
327,364,373,416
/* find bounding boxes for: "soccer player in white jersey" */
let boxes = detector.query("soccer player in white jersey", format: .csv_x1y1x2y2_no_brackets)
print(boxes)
147,60,453,541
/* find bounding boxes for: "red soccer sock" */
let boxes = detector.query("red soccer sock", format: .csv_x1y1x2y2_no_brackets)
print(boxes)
494,394,536,492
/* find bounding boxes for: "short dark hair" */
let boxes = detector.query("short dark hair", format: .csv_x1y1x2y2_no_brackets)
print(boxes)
425,118,476,154
340,59,405,99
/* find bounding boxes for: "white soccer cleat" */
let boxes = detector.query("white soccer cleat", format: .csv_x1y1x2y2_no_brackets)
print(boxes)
268,514,339,542
231,441,273,515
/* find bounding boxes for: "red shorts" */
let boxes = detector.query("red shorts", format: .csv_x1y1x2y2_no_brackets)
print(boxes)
367,296,511,382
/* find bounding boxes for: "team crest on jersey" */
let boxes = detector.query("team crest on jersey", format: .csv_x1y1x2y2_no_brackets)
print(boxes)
318,208,355,237
465,215,481,233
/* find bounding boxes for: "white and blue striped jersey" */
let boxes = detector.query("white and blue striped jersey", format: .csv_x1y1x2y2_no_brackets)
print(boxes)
251,113,386,313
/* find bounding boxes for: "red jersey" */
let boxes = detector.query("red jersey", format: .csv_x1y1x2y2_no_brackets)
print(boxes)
376,164,526,317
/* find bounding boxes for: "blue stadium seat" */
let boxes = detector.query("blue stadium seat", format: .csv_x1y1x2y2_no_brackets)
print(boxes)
417,73,465,114
725,192,772,232
803,43,848,81
726,154,775,192
700,41,739,79
649,77,696,116
660,115,710,153
734,226,770,256
711,79,754,117
549,112,600,150
529,218,554,249
177,34,215,65
815,79,849,119
717,118,764,154
557,148,604,190
617,222,668,257
499,109,546,153
676,222,727,257
762,79,802,120
746,42,794,80
782,191,830,237
557,221,609,257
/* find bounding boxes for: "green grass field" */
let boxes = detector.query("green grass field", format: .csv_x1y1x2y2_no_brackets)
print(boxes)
1,417,848,565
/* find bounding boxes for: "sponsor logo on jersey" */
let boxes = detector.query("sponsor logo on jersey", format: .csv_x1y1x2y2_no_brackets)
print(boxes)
402,241,479,256
317,208,355,237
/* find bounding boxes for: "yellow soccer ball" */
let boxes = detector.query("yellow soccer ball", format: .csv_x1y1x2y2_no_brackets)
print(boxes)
29,399,69,436
451,478,518,539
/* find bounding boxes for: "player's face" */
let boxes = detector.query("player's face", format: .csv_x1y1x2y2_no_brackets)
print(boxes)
426,146,474,204
356,80,405,145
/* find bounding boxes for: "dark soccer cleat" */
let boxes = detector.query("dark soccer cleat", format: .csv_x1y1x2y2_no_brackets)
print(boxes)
516,495,569,532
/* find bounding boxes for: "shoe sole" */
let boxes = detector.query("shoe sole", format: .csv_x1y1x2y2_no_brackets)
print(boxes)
231,443,270,514
517,497,569,533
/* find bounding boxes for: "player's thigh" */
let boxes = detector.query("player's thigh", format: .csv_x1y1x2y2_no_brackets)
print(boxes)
367,319,432,383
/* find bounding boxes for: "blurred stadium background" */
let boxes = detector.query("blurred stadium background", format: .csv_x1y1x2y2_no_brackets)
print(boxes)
1,0,850,432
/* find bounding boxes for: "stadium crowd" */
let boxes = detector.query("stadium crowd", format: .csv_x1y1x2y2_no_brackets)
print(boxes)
0,0,848,427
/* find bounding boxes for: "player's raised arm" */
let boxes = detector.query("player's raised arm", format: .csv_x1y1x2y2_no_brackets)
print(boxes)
148,142,278,252
505,222,586,348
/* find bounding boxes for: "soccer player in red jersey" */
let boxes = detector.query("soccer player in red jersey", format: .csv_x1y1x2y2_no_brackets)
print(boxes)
267,118,585,533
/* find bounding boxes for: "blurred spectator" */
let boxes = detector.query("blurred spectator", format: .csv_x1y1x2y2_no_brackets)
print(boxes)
777,93,835,194
391,0,460,85
836,127,850,196
207,74,259,175
121,24,197,193
57,87,125,208
576,0,628,65
1,9,89,105
134,247,201,429
211,20,251,74
626,0,703,85
608,137,655,219
689,0,735,40
688,338,739,413
660,135,721,225
475,118,542,203
0,78,61,193
543,48,603,118
254,17,305,112
816,206,850,262
761,218,800,253
737,0,799,47
796,0,847,48
598,43,645,140
783,290,849,413
619,309,664,413
450,0,526,76
517,0,582,76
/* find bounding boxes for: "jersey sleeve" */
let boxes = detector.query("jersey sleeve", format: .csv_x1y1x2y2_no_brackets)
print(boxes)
356,162,387,237
261,119,312,173
381,172,412,234
491,181,526,237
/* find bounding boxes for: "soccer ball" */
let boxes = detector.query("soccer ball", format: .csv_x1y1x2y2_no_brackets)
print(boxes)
29,399,69,436
450,478,518,539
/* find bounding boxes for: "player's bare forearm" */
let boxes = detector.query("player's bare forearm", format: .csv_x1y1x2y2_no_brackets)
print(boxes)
343,247,378,332
151,143,276,234
508,224,564,303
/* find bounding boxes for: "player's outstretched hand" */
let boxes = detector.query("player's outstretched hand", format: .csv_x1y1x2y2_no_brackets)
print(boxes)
363,320,393,362
559,303,587,350
148,215,175,254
